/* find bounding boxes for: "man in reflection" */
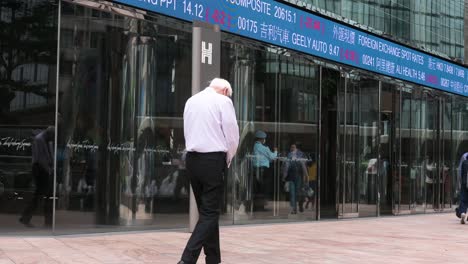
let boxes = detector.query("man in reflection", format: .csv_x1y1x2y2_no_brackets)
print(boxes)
19,126,55,228
135,118,157,213
173,147,189,200
252,130,277,211
283,143,308,214
457,153,468,224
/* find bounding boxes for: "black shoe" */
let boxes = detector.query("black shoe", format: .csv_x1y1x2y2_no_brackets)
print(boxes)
19,217,34,228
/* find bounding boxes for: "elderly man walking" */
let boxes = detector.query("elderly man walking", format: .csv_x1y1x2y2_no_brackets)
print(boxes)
178,78,239,264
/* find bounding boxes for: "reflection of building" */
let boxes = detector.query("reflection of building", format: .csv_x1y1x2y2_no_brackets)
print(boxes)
9,63,52,111
0,0,467,235
0,1,56,116
465,1,468,65
303,0,465,62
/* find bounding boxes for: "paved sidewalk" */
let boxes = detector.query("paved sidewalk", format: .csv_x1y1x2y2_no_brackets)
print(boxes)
0,213,466,263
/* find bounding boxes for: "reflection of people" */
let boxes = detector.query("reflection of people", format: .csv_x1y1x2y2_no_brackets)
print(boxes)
144,180,157,213
252,130,277,207
422,156,434,206
135,117,156,199
305,158,317,209
179,78,239,264
19,126,55,228
173,148,189,200
423,156,433,183
283,144,307,214
458,153,468,224
252,130,278,168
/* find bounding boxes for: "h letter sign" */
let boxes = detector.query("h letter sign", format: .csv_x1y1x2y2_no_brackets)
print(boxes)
201,41,213,65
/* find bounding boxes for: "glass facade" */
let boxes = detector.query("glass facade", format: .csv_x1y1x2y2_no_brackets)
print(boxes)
0,0,58,234
0,0,467,234
299,0,465,62
56,2,193,232
221,41,320,223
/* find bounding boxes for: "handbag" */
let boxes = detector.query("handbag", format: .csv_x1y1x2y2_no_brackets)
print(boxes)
303,186,314,197
284,181,290,192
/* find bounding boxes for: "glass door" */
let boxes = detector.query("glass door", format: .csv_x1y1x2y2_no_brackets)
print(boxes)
275,55,320,219
357,77,379,217
399,86,426,213
379,82,397,215
320,69,381,219
337,72,359,218
227,42,320,223
412,87,427,213
423,91,449,212
439,93,452,212
399,85,421,214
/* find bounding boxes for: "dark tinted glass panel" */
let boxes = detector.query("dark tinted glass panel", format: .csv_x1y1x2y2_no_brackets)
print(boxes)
0,0,58,233
55,2,192,232
320,67,340,218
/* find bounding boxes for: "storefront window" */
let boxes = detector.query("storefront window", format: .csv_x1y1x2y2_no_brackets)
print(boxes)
221,39,320,224
0,0,58,233
0,0,465,235
55,2,192,232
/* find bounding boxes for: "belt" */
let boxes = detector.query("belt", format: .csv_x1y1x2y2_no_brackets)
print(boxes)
187,151,226,157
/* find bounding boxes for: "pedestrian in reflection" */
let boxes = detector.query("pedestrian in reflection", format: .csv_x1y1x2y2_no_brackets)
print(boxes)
283,143,308,214
19,126,55,228
304,157,317,209
423,155,434,205
178,78,239,264
174,147,189,200
252,130,277,210
458,152,468,224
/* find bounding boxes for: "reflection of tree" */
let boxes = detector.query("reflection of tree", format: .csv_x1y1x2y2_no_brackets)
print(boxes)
0,1,57,115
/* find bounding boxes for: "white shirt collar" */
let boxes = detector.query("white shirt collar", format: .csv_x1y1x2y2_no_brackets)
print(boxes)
205,87,217,93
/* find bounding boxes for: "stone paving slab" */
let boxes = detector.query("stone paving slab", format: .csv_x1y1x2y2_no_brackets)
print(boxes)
0,214,467,263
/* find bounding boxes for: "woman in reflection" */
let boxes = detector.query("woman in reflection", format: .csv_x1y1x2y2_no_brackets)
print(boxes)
283,143,308,214
304,157,317,209
252,130,277,210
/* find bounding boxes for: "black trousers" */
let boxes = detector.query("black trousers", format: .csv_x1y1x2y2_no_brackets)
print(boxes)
459,184,468,215
181,152,225,264
21,163,53,226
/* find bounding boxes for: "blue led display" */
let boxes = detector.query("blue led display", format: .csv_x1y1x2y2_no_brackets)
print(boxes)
112,0,468,96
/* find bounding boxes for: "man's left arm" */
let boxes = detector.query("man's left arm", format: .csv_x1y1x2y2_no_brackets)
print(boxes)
221,99,239,168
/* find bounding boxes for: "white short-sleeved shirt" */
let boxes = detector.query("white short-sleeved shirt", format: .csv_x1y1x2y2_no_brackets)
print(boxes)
184,87,239,166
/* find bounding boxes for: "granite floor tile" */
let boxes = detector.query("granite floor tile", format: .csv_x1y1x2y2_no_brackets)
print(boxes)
0,214,467,263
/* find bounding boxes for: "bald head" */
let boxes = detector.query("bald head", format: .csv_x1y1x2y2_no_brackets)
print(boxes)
209,78,232,97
